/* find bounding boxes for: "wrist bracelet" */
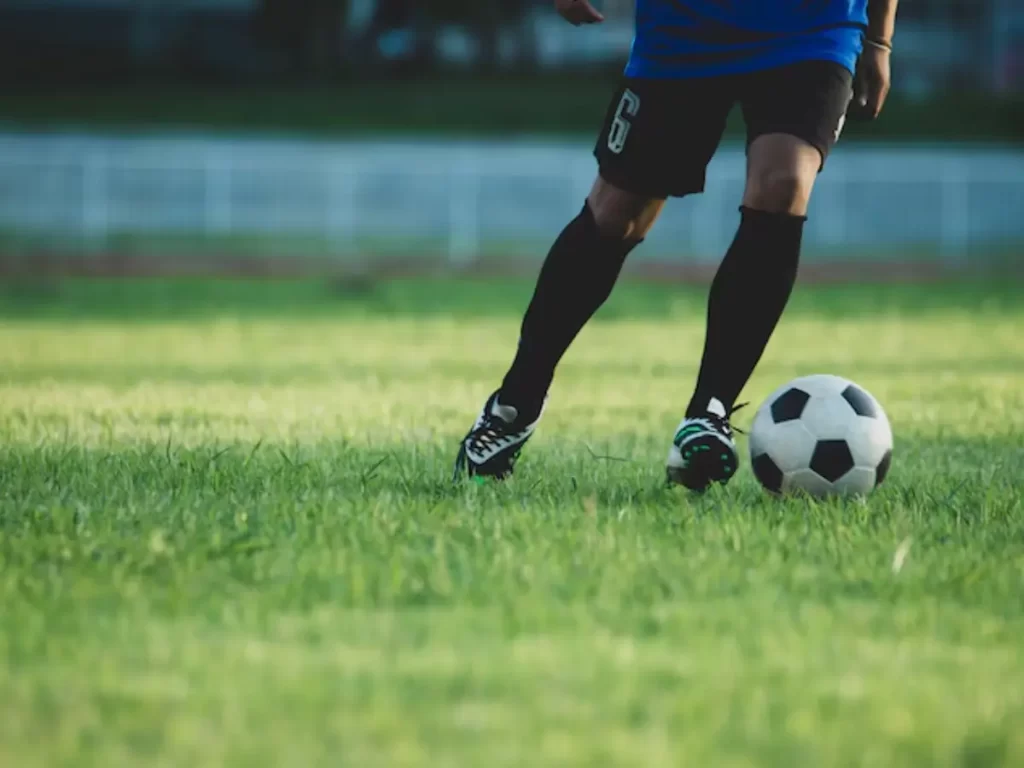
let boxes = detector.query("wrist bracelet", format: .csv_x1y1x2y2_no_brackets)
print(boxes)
865,37,893,53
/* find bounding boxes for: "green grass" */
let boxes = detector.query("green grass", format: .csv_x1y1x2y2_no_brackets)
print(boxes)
1,278,1023,768
1,78,1021,142
3,229,1023,272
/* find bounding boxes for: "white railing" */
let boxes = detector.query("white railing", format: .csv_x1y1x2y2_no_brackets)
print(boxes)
0,132,1021,268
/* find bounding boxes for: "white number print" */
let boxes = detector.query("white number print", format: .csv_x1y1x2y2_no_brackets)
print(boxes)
833,113,847,144
607,89,641,155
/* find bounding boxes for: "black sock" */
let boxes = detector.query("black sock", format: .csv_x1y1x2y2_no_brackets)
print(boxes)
501,202,641,419
687,206,805,418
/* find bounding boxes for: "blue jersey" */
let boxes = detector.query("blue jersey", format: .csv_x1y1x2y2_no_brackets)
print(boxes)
626,0,868,79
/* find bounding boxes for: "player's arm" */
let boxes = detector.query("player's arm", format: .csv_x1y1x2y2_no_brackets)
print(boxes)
554,0,604,26
852,0,899,120
866,0,898,47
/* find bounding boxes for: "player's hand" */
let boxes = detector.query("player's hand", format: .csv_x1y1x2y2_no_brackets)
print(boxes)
850,43,891,121
555,0,604,26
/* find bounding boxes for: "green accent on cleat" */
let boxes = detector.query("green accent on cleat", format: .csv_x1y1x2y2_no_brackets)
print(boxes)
674,424,706,443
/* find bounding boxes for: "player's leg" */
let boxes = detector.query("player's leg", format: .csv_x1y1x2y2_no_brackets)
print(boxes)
686,133,820,409
499,177,664,416
452,176,664,481
669,61,853,491
454,79,723,481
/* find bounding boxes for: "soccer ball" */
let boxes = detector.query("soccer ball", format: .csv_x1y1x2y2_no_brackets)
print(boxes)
748,374,893,498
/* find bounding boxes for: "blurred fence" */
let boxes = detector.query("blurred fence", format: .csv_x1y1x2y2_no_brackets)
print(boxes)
0,132,1021,276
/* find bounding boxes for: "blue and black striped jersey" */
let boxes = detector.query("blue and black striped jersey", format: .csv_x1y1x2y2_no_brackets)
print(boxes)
626,0,868,79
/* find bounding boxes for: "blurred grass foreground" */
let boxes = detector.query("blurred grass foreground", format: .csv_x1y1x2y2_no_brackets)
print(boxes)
1,277,1023,767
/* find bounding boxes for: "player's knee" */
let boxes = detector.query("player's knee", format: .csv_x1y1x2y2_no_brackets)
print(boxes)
744,135,821,215
744,167,813,215
589,203,637,240
587,178,664,240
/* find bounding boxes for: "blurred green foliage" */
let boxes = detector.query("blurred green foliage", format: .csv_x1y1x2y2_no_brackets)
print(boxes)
0,76,1019,142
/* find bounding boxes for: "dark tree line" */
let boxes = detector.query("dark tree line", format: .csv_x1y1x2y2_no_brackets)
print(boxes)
257,0,536,77
257,0,349,76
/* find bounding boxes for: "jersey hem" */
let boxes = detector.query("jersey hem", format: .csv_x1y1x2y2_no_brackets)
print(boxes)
625,42,861,81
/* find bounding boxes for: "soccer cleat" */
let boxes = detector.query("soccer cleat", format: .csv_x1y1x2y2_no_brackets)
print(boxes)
666,397,745,492
453,391,545,482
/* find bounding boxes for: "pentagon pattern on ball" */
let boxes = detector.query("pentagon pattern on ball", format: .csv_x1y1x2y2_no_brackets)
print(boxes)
752,453,784,493
770,387,810,423
841,383,879,418
876,449,893,485
809,439,855,482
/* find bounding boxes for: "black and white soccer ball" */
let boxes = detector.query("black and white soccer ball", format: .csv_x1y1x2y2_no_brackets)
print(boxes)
749,374,893,498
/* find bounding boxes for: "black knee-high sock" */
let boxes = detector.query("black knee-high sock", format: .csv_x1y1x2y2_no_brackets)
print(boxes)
500,202,641,419
687,206,805,417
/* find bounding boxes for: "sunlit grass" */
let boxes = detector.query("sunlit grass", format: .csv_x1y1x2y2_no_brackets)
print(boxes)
0,279,1022,768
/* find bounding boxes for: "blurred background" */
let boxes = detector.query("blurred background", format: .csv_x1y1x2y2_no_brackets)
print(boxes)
0,0,1021,280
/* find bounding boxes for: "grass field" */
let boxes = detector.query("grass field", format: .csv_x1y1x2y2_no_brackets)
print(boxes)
1,278,1023,768
1,80,1022,143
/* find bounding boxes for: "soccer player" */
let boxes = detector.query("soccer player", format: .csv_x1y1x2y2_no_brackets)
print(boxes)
454,0,898,490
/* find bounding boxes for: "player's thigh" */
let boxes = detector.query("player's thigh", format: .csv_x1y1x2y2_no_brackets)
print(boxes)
740,61,853,214
593,77,731,230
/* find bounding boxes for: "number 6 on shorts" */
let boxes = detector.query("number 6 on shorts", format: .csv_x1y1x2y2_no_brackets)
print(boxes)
607,89,640,155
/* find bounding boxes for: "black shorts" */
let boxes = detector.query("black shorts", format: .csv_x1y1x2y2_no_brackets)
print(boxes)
593,60,854,199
